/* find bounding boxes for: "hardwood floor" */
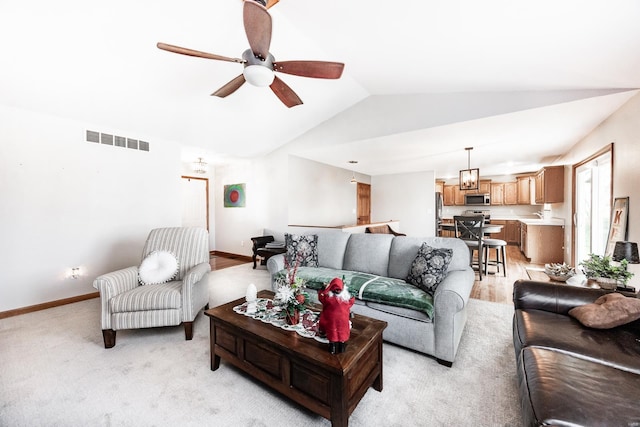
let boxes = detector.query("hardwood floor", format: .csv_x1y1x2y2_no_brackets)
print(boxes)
210,245,533,305
469,244,530,304
209,255,249,270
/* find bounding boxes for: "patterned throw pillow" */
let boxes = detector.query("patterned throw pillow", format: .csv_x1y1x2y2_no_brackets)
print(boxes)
406,243,453,294
285,233,319,267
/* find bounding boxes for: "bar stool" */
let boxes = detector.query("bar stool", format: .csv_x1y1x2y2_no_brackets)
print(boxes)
483,238,507,276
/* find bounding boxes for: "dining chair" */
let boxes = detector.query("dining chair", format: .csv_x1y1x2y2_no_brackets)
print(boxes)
454,215,485,280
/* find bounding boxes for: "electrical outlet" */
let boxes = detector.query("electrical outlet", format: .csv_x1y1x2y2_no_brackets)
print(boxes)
241,240,244,247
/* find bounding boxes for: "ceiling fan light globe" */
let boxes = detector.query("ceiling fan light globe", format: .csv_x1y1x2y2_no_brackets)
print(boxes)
243,65,275,87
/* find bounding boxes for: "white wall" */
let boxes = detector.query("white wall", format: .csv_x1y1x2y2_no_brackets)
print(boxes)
0,105,182,311
288,156,369,227
371,171,436,237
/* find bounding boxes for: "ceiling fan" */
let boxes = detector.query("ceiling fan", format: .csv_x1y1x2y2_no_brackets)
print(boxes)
157,0,345,108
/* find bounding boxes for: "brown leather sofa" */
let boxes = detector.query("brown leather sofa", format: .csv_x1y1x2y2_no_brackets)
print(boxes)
512,280,640,426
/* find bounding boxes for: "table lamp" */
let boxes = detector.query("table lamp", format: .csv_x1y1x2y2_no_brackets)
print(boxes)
612,241,640,264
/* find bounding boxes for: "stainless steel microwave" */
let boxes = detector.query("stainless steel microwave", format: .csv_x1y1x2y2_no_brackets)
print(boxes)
464,193,491,206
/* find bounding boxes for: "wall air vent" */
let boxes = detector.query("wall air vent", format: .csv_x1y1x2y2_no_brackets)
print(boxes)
86,130,100,143
100,133,114,145
86,130,150,152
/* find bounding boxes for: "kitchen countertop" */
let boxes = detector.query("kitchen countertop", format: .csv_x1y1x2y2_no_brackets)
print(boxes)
516,218,565,226
442,216,565,226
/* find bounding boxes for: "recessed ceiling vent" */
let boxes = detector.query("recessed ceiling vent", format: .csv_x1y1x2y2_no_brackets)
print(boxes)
86,130,150,152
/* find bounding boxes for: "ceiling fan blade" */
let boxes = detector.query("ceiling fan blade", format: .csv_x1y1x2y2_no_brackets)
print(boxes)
211,74,246,97
243,1,272,59
157,42,244,64
270,76,303,108
273,61,345,79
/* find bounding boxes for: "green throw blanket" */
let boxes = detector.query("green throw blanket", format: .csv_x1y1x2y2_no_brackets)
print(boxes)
274,267,434,319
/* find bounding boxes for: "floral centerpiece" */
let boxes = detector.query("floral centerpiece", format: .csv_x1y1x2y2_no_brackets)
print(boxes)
274,256,309,325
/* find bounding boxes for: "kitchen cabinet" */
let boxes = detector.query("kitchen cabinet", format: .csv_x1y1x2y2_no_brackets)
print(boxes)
453,186,465,205
517,175,533,204
489,220,520,244
443,185,454,206
476,180,492,195
520,222,564,264
535,166,564,204
436,181,444,194
504,182,518,205
490,182,517,206
443,184,468,206
505,220,520,244
490,183,504,205
440,218,455,237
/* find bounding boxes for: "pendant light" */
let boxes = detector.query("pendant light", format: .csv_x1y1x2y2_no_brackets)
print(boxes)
348,160,358,184
459,147,479,190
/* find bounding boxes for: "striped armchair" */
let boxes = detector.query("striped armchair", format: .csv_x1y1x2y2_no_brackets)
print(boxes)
93,227,211,348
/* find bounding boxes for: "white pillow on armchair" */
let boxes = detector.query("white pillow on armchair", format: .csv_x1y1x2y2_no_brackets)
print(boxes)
138,250,179,285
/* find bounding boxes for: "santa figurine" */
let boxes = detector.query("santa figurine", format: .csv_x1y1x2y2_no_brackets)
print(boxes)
318,277,355,354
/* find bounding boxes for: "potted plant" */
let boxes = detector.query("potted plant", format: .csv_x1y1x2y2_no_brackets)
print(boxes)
579,253,634,289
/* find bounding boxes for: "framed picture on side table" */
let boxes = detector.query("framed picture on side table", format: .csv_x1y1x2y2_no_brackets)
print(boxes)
605,197,629,257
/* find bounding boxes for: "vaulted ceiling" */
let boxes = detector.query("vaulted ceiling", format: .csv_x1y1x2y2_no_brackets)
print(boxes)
2,0,639,177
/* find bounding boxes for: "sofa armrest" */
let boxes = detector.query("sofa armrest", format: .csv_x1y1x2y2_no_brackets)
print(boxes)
182,262,211,320
432,268,475,363
513,279,608,315
434,269,475,311
266,253,286,290
183,262,211,288
93,266,139,297
92,266,139,329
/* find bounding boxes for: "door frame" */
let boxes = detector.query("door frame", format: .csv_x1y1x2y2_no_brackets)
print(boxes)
181,175,210,231
570,143,614,265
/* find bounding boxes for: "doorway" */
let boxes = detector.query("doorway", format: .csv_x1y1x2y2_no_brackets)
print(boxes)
572,144,613,265
181,176,209,231
357,182,371,225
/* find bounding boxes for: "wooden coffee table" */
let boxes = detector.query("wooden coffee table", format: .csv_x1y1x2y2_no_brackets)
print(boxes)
205,290,387,427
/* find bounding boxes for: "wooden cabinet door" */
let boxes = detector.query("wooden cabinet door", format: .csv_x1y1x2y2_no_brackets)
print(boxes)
505,220,520,244
436,181,444,194
535,166,564,204
535,171,544,204
504,182,518,205
517,176,531,204
490,183,504,205
443,185,455,206
454,186,465,205
479,180,491,194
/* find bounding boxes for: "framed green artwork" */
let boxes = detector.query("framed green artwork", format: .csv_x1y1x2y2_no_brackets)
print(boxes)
224,183,246,208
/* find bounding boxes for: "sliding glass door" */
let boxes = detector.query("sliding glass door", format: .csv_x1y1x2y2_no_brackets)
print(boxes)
573,146,612,265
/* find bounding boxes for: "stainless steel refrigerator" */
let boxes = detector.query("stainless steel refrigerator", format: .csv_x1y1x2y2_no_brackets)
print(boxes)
435,192,443,236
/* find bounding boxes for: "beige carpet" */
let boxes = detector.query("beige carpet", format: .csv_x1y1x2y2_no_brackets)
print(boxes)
0,263,521,426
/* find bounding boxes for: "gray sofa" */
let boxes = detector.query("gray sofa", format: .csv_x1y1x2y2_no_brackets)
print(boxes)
267,232,475,366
